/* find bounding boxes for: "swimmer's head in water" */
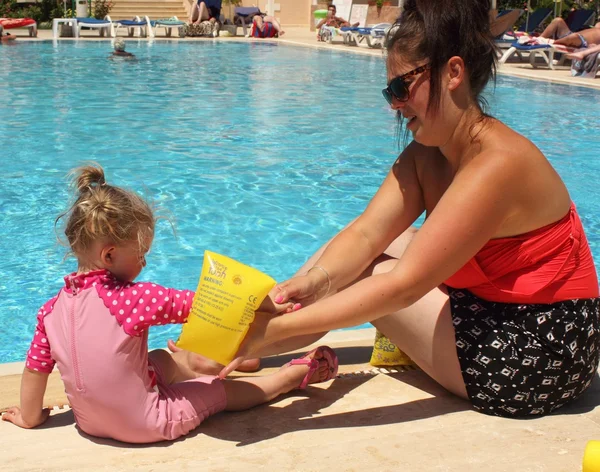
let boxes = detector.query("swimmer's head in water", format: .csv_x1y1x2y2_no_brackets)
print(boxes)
114,38,126,52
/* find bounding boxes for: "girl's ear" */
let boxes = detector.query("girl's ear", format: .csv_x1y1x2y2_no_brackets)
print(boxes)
100,245,116,267
447,56,465,91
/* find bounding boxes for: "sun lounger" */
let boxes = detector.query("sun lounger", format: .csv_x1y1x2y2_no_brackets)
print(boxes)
151,17,186,38
115,16,154,38
347,23,392,48
320,25,354,44
500,37,579,70
564,8,596,33
0,17,37,37
234,6,261,37
76,16,115,38
497,8,554,63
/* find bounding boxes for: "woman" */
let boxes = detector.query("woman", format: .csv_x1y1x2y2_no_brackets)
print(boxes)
189,0,221,26
217,0,600,418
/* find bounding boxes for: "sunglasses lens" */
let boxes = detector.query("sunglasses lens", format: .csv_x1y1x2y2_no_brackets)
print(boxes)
382,88,392,105
390,79,408,102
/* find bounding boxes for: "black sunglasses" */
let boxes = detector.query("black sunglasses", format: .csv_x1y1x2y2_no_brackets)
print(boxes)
382,64,430,105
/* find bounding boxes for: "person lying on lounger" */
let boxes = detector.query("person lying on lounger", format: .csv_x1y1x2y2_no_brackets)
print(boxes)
539,16,600,48
250,13,285,38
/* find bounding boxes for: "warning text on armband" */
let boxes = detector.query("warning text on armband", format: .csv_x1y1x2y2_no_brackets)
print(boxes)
190,305,244,333
239,303,255,326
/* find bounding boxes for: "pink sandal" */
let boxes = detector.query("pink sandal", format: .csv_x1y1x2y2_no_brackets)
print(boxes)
286,345,339,389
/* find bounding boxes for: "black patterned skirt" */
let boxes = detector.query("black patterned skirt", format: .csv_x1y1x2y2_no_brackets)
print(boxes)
448,288,600,417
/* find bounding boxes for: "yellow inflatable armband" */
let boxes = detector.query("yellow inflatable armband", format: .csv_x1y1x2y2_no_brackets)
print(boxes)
369,329,415,367
583,440,600,472
176,250,276,365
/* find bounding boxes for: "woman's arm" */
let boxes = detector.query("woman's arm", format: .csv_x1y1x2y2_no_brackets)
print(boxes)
2,368,50,429
276,142,427,303
242,149,519,360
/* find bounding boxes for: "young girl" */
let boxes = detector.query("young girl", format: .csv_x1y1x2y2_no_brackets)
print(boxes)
1,163,338,443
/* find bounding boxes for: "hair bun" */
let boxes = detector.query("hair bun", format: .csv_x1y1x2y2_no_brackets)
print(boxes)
71,163,106,194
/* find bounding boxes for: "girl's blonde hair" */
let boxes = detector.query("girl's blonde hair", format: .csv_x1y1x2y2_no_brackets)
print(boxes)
56,163,155,258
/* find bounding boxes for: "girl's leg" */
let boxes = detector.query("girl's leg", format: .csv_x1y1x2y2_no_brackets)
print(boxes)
222,348,333,411
148,347,261,384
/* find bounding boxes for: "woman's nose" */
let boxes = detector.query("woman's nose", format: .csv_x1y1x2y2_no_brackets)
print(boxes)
390,96,406,110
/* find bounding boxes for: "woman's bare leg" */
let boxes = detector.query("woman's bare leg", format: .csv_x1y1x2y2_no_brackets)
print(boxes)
191,2,210,25
540,17,571,39
253,15,264,32
262,15,285,35
556,27,600,48
490,9,522,38
257,226,467,399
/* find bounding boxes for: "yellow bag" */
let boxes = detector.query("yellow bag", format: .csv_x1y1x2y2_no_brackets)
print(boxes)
176,250,276,365
369,329,415,367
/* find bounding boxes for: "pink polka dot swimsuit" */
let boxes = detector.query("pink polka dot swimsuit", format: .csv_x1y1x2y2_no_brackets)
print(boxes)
27,270,226,443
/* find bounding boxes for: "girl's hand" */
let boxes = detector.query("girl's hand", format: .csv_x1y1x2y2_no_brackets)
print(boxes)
218,310,278,379
2,406,50,429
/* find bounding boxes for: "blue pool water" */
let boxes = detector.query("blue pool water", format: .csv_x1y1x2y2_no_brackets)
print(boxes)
1,41,599,364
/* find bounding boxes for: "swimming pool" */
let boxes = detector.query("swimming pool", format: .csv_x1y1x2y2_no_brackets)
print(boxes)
1,41,599,364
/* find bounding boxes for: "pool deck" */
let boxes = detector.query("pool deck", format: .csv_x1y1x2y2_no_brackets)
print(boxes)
2,27,600,472
16,26,600,90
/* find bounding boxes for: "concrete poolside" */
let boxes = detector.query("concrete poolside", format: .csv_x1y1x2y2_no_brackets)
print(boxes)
2,26,600,472
2,328,600,472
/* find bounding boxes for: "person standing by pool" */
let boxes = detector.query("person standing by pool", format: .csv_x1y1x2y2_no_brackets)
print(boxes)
218,0,600,418
0,163,339,442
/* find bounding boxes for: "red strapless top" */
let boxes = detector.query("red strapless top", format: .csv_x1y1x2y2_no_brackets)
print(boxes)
444,203,599,304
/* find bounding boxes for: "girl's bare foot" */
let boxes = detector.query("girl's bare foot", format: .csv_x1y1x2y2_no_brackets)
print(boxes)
281,346,338,390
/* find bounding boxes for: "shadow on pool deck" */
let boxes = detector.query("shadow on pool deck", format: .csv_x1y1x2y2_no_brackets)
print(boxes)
3,330,600,471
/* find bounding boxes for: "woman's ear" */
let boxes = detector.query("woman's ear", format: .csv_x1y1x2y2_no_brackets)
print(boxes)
446,56,465,91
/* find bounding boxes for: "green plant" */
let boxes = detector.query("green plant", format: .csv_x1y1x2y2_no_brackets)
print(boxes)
18,4,43,21
0,0,18,17
93,0,113,19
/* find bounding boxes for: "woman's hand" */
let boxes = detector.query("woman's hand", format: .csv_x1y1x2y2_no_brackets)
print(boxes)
258,288,301,315
271,270,327,307
2,406,50,429
218,310,280,379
